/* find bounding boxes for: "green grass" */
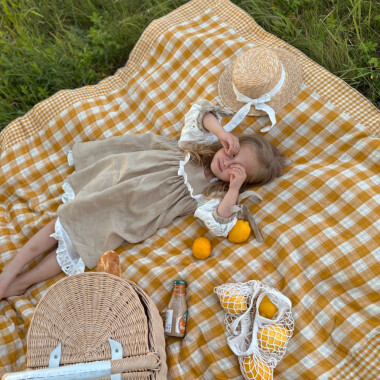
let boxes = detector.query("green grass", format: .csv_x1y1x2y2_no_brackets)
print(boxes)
0,0,379,132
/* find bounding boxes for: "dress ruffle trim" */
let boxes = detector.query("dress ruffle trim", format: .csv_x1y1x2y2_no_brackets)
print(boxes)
194,198,237,237
178,153,204,205
51,218,85,276
50,166,85,275
178,153,237,237
62,180,75,204
67,150,75,167
178,103,219,148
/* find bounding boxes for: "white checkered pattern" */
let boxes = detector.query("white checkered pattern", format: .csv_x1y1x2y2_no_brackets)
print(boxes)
1,1,379,379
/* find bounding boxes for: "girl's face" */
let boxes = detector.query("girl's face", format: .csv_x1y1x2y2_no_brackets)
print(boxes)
210,144,259,182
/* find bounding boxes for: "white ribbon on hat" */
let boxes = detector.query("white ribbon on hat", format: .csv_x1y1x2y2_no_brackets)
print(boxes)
223,63,286,133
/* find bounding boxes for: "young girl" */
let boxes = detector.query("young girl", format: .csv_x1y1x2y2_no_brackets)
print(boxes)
0,100,287,299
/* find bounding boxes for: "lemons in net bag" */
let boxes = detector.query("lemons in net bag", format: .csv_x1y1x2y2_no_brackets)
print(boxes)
214,281,294,380
257,324,290,353
241,355,273,380
258,295,278,319
220,290,248,314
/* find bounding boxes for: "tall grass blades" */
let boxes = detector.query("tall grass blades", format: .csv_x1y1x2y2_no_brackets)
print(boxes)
237,0,379,107
0,0,379,131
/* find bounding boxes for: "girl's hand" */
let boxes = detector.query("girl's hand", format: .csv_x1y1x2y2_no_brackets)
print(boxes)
220,131,240,157
228,164,247,190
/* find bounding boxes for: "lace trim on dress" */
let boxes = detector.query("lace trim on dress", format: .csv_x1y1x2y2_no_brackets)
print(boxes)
178,100,234,148
194,198,237,237
212,207,236,224
178,153,205,205
178,104,219,148
67,150,74,167
62,181,75,204
51,217,85,276
50,152,85,275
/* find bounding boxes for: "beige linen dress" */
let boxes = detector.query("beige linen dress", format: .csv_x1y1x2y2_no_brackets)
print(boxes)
54,101,239,272
58,132,212,269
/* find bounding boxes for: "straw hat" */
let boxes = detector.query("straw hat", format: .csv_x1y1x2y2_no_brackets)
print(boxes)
218,47,303,119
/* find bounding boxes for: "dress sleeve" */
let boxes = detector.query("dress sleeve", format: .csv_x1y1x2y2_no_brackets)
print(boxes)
194,198,238,237
178,99,233,147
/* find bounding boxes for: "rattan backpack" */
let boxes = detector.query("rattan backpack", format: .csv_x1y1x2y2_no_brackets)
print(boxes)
2,252,168,380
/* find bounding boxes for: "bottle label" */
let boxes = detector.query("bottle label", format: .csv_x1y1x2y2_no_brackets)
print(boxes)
175,311,187,334
173,285,186,296
164,310,173,333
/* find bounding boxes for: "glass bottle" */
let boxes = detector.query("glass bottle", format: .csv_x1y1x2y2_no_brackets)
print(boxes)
164,280,188,337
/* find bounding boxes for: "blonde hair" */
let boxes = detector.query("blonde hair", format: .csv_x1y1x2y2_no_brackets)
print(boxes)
181,135,288,198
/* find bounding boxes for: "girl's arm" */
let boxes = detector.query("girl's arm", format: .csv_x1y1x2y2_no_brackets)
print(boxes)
202,113,240,156
202,112,225,137
217,163,247,218
217,187,240,218
178,100,233,148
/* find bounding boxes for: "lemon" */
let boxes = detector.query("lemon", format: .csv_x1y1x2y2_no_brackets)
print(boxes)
258,324,289,353
258,295,278,319
242,355,273,380
220,291,247,314
228,220,251,243
192,237,212,259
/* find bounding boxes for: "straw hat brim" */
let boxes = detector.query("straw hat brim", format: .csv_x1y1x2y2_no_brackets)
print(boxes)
218,48,303,117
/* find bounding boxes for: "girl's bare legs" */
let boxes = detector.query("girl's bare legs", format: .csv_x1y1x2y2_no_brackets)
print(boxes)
2,250,62,298
0,218,61,299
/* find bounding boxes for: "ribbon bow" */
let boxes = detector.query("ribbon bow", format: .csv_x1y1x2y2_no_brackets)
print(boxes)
223,64,286,133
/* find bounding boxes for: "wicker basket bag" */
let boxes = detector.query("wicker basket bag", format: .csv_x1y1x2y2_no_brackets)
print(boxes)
2,252,167,380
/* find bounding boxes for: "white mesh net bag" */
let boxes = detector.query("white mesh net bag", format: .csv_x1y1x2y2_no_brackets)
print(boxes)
214,280,294,380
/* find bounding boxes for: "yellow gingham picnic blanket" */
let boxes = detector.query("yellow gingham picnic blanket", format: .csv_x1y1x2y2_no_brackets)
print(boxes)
1,0,379,379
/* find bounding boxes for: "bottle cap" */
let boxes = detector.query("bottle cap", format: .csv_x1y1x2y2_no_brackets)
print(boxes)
174,280,187,286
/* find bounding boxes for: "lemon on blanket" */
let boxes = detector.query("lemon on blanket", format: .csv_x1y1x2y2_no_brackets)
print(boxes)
192,237,211,259
242,355,273,380
258,295,278,319
220,291,247,314
258,324,289,353
228,220,251,243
